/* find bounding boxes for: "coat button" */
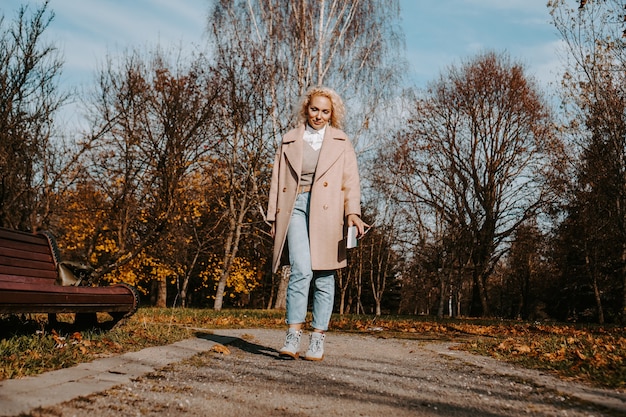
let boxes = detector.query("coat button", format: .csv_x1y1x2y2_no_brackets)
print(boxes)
282,187,287,192
276,208,281,214
323,182,328,187
323,204,328,210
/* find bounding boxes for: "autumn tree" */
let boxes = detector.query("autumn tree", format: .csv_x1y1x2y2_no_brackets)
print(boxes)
0,1,67,231
549,0,626,322
380,52,557,317
75,48,220,305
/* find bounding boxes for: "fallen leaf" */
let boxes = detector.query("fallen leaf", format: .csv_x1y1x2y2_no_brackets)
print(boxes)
210,344,231,355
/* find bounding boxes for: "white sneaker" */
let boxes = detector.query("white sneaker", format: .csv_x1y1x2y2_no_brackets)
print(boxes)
278,328,302,359
304,332,325,361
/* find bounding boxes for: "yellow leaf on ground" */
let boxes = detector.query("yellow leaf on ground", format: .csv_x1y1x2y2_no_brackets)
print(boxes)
210,344,231,355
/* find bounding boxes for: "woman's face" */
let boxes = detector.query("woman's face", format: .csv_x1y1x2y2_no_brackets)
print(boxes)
307,95,332,130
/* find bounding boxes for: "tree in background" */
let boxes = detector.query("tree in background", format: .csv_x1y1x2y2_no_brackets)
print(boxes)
549,0,626,322
204,5,277,310
498,219,552,320
380,52,558,317
0,1,67,231
64,48,220,305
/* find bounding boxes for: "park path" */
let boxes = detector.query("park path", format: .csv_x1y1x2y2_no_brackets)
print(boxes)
1,328,625,416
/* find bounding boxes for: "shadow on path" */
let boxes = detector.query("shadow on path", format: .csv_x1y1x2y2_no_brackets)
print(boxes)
195,331,280,359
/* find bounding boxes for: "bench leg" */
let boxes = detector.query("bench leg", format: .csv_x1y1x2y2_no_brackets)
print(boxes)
74,312,98,327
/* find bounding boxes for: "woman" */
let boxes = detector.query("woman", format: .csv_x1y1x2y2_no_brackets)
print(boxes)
267,86,367,361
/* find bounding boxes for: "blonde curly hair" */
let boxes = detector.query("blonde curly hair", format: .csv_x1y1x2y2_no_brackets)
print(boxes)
295,86,345,130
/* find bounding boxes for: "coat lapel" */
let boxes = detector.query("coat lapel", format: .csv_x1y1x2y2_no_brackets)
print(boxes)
283,125,305,181
315,126,347,180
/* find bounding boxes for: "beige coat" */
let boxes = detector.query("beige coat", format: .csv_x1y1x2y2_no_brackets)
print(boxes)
267,125,361,273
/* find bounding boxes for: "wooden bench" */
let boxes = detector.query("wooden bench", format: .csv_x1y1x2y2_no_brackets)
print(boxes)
0,227,139,326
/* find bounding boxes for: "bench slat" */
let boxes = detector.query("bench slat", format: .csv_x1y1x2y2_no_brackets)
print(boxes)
0,305,133,314
0,269,58,282
0,274,56,285
0,228,47,245
0,231,53,256
0,246,54,262
0,256,57,272
0,282,137,314
0,229,57,285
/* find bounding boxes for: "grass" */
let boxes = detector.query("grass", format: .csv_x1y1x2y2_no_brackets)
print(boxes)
1,308,624,390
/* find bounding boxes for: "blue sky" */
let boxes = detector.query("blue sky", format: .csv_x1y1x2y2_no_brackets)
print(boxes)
4,0,563,96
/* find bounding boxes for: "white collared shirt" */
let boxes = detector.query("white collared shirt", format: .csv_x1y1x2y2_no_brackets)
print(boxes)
303,124,326,151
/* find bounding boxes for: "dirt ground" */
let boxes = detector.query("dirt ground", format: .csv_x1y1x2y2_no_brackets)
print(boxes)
25,328,626,417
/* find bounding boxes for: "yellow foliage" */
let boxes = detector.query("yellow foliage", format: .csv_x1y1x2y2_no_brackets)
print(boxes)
199,256,261,300
101,251,181,294
53,175,262,303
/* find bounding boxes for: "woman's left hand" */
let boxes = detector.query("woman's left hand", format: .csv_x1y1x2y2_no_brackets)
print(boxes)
347,214,369,238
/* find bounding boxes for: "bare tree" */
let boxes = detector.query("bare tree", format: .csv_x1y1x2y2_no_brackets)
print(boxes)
0,1,66,231
364,221,398,316
384,52,557,317
205,7,278,310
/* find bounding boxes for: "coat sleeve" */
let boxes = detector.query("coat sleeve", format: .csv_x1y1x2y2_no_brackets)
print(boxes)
342,138,361,217
267,149,281,222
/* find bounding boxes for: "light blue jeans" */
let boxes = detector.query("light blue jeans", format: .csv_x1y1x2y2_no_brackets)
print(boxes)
286,192,335,331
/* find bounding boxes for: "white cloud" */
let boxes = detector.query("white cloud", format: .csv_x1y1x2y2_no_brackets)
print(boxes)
461,0,549,14
36,0,208,88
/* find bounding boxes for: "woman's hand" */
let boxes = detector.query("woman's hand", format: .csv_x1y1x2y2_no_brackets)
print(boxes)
347,214,369,238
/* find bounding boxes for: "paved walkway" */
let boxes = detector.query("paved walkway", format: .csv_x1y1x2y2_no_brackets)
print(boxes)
1,329,624,416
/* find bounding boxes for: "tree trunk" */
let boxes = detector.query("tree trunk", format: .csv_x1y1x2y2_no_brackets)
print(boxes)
437,275,446,319
156,278,167,308
214,193,246,311
338,268,347,315
471,268,491,317
356,264,363,314
478,272,491,317
273,265,290,310
180,282,187,308
622,246,626,324
592,274,604,324
585,255,605,324
180,249,200,308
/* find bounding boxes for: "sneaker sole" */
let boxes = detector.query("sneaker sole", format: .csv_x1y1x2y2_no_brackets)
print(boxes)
303,355,324,361
279,351,299,359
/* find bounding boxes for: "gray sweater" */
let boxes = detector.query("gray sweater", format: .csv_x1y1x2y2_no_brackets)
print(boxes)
300,141,320,187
